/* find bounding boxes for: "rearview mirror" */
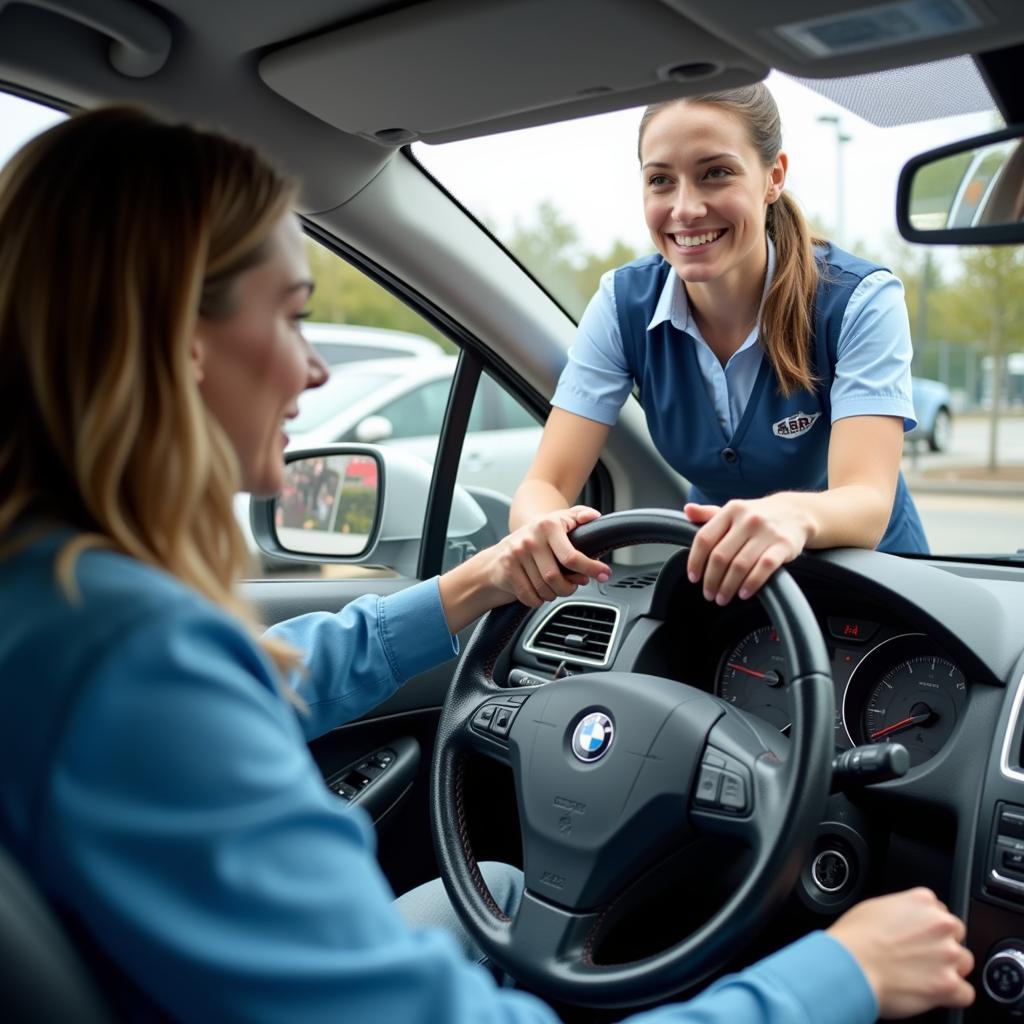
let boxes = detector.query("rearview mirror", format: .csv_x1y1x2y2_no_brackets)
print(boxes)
897,124,1024,244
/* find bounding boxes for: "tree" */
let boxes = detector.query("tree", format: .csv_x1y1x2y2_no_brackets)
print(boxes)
303,240,454,352
945,246,1024,469
504,200,646,317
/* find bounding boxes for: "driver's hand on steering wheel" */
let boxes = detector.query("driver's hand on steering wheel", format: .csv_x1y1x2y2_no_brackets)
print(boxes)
500,505,611,606
827,887,974,1018
437,506,611,633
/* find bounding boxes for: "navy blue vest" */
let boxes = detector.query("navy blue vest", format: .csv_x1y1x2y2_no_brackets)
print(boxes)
613,245,928,554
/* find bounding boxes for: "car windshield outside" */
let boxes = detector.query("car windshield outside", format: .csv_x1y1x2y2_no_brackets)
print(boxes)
414,65,1024,559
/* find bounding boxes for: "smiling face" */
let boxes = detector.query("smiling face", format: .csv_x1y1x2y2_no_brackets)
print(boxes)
640,102,786,291
194,213,328,496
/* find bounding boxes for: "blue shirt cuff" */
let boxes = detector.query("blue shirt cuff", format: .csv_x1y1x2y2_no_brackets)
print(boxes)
757,931,878,1024
830,393,917,432
378,577,459,682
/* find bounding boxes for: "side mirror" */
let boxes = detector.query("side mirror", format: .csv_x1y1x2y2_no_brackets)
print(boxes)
897,124,1024,245
354,414,393,443
271,451,381,558
249,444,487,577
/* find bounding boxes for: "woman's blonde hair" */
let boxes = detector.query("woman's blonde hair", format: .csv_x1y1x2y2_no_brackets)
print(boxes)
0,105,299,677
638,83,827,396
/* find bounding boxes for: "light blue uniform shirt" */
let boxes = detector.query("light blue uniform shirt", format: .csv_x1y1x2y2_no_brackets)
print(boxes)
0,535,877,1023
554,238,917,435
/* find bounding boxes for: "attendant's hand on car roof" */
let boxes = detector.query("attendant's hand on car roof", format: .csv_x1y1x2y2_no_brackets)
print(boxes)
827,887,974,1018
685,494,816,604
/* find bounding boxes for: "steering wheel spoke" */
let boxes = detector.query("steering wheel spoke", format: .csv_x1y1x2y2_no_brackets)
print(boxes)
690,713,787,849
506,892,603,979
458,689,536,765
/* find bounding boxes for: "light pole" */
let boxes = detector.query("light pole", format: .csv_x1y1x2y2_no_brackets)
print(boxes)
817,114,852,247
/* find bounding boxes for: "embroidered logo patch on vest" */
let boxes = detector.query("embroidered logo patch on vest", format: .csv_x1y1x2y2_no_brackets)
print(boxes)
772,411,821,439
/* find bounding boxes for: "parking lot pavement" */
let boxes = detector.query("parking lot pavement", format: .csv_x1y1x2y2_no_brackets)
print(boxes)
912,492,1024,556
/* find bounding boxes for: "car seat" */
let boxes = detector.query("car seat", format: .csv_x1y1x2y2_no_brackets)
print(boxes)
0,844,112,1022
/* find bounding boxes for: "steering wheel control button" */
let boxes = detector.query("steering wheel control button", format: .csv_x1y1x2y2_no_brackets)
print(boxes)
571,711,614,762
490,706,518,738
702,750,727,769
695,766,723,805
472,705,497,731
811,849,851,893
718,771,747,811
983,948,1024,1005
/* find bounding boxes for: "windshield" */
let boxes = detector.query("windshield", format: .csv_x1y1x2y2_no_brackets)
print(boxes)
415,66,1024,561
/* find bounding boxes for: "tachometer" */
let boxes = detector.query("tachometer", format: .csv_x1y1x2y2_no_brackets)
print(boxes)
716,626,790,733
844,635,967,768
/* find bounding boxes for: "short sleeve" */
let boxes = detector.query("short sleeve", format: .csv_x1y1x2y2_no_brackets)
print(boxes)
551,270,635,425
829,270,917,431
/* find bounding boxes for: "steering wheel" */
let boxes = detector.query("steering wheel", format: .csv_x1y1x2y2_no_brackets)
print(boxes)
430,509,833,1008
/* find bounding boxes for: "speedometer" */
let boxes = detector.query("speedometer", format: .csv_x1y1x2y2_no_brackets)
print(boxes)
716,626,791,733
863,656,966,767
844,635,967,768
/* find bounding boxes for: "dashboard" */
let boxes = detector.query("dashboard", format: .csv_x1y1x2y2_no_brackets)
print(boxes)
715,618,966,766
512,548,984,773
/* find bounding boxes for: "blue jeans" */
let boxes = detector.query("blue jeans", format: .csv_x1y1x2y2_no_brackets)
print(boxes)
394,862,524,967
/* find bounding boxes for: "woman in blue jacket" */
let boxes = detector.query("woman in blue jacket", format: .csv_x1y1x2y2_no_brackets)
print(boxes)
0,106,971,1022
510,84,928,607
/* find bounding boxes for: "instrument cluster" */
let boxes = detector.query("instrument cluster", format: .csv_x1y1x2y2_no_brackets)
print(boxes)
715,615,967,767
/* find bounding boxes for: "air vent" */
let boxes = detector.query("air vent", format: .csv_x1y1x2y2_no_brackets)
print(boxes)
610,572,659,590
524,602,620,668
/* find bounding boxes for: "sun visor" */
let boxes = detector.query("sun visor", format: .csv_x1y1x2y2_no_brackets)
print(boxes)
258,0,768,145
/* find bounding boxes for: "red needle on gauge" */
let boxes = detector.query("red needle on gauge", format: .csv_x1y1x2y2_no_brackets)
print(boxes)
727,664,782,687
870,705,933,740
727,663,765,678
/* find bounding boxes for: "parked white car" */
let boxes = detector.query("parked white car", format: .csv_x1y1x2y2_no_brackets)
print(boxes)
302,322,442,366
289,355,541,497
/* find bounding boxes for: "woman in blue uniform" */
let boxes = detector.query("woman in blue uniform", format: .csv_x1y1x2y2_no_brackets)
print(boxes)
0,106,971,1022
510,84,928,607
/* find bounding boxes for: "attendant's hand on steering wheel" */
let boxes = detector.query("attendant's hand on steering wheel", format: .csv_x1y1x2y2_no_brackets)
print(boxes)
684,494,816,605
500,506,611,607
827,887,975,1017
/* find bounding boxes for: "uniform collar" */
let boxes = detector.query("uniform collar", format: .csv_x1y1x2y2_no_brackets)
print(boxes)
647,234,777,337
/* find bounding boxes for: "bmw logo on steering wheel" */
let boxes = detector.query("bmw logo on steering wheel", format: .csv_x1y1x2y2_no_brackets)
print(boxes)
571,712,614,763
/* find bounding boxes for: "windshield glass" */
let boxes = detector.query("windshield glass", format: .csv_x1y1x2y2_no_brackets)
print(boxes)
415,67,1024,560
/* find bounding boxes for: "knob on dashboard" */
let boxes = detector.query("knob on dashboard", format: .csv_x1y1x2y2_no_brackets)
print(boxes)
984,947,1024,1006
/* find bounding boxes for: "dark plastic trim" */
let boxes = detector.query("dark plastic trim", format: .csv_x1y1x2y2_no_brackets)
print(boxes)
896,122,1024,245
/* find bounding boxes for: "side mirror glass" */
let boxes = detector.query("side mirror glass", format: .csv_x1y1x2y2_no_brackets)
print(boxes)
898,124,1024,244
248,444,489,577
273,452,380,557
